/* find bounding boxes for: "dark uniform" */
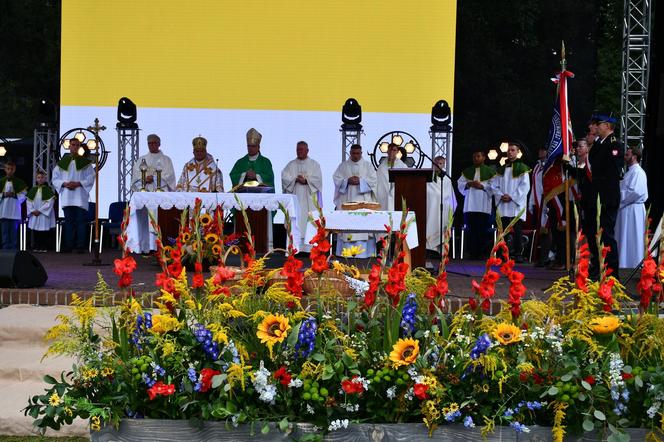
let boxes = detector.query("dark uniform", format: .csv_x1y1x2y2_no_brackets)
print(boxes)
587,129,624,278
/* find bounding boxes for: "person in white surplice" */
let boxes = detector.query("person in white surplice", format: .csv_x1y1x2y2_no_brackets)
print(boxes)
426,156,457,251
130,134,177,253
281,141,323,251
332,144,378,258
616,146,648,269
376,143,407,211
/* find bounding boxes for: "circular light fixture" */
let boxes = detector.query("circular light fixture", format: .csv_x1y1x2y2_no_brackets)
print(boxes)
75,131,86,142
379,142,389,153
58,128,109,171
370,130,423,169
499,142,509,153
404,141,415,154
487,149,499,160
392,134,403,146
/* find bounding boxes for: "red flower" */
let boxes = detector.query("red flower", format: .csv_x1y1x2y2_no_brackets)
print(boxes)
519,371,530,382
385,255,409,306
468,297,478,310
341,376,364,394
413,383,429,400
584,375,595,385
147,381,176,400
192,273,205,288
118,273,133,288
364,264,381,308
281,254,304,298
273,366,293,386
621,372,633,381
637,256,658,310
199,368,221,393
213,265,236,285
113,256,137,275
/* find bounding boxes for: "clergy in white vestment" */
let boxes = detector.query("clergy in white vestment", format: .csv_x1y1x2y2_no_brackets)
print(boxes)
426,156,457,251
281,141,323,251
457,150,496,259
616,146,648,268
51,137,96,252
176,136,224,192
332,144,378,258
26,169,56,252
491,143,530,262
131,134,177,252
376,143,407,211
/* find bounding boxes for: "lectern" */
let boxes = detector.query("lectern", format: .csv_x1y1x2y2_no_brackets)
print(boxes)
389,168,433,269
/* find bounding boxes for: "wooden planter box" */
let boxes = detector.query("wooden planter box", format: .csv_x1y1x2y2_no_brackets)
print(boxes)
91,419,655,441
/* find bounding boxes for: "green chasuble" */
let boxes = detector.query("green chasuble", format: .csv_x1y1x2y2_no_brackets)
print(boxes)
496,160,530,178
461,164,496,182
26,184,56,201
0,176,28,194
229,154,275,189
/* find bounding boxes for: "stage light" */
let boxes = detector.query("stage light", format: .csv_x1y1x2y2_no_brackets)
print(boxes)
499,141,509,153
431,99,451,130
117,97,138,129
404,141,415,154
37,99,57,127
499,157,507,166
0,145,6,157
487,149,499,160
341,98,362,128
87,139,98,150
74,131,86,142
379,142,389,153
392,134,403,146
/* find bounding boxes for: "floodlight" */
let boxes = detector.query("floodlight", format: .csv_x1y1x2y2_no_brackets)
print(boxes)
431,99,451,130
488,149,499,160
117,97,138,129
404,141,415,154
37,99,57,127
499,142,509,153
379,142,389,153
392,134,403,146
341,98,362,129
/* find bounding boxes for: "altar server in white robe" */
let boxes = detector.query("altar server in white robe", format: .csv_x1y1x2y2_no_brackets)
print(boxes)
26,169,56,252
176,136,224,192
376,143,407,211
51,138,96,253
131,134,177,253
332,144,378,258
426,156,457,251
281,141,323,251
616,146,648,268
491,143,530,262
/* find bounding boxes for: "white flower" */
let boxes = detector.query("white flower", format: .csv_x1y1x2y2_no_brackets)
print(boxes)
328,419,349,431
306,404,315,415
288,378,303,388
386,386,397,400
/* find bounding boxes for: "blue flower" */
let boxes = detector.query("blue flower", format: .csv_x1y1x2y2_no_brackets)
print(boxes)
510,421,529,433
503,408,515,417
470,334,492,360
400,293,417,336
194,323,219,360
463,416,475,428
294,318,317,358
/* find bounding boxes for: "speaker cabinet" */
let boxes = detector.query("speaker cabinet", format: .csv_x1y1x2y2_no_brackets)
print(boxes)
0,251,48,288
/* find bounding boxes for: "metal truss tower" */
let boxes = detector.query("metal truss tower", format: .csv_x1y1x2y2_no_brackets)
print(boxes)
32,126,59,185
429,127,453,176
340,126,363,162
117,127,140,202
620,0,651,150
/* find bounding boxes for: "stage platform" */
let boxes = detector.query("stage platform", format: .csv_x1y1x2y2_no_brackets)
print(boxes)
0,249,642,313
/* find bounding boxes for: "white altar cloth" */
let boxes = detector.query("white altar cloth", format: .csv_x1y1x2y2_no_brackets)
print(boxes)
126,192,300,253
304,210,418,250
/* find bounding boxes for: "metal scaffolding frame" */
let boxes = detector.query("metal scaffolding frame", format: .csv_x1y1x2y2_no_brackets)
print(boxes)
340,126,363,162
429,127,453,176
32,126,59,185
117,127,140,202
620,0,651,150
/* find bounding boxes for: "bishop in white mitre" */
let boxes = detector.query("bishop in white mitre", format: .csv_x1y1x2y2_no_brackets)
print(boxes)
130,134,177,252
616,146,648,268
332,144,378,258
176,136,224,193
426,156,457,251
281,141,323,251
376,143,407,211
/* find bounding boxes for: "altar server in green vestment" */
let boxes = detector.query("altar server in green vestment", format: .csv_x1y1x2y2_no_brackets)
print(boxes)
26,169,56,252
229,128,275,191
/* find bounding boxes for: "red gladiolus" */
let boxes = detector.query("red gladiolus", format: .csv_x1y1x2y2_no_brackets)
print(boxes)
413,383,429,400
118,273,133,288
192,273,205,288
584,375,595,385
425,269,449,313
637,256,658,310
113,256,137,288
213,266,236,284
385,254,409,306
273,366,293,386
622,372,633,381
598,279,615,312
468,297,478,310
519,371,530,382
281,254,304,298
199,368,221,393
147,381,176,400
341,376,364,394
364,264,381,308
481,298,490,313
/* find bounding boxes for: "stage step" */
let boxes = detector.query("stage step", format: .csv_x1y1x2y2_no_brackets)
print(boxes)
0,305,88,437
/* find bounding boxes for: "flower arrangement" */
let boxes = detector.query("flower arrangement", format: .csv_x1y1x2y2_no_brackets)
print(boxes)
24,205,664,441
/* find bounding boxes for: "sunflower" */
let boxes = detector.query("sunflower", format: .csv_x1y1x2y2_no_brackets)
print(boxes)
211,244,222,256
49,392,61,406
256,314,290,355
342,245,366,258
493,323,522,345
182,232,191,242
199,213,212,226
389,338,420,368
589,316,620,334
205,233,220,244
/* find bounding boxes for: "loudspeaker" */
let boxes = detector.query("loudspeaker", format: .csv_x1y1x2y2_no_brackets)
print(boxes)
0,251,48,288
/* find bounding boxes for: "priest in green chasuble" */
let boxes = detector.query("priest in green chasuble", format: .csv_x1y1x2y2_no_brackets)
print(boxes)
229,128,275,191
